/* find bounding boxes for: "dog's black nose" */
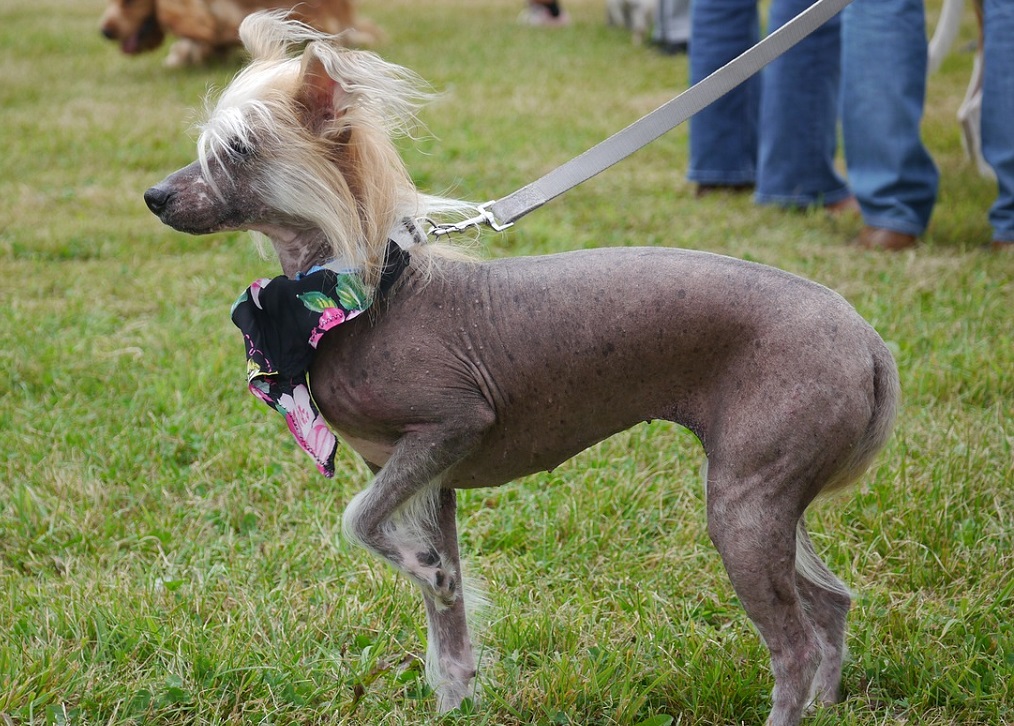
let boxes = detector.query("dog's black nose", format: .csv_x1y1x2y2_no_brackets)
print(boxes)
100,26,117,40
144,186,172,216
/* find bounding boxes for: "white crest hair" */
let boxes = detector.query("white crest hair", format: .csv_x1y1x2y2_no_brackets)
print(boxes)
196,11,477,285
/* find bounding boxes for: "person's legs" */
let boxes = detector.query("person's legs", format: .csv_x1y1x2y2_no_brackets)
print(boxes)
756,0,849,208
981,0,1014,245
841,0,938,237
688,0,759,186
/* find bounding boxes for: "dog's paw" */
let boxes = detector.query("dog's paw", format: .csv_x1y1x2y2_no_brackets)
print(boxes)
164,39,214,68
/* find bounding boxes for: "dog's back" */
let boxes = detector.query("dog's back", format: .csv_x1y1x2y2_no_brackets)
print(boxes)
312,246,897,497
157,0,381,47
101,0,381,66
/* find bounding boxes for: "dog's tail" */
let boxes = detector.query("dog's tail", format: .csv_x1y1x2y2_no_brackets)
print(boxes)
794,518,853,599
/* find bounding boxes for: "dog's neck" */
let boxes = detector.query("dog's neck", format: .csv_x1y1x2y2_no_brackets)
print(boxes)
255,225,336,279
256,218,425,280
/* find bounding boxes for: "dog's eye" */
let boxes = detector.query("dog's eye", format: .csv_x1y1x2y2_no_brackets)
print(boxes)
227,138,254,160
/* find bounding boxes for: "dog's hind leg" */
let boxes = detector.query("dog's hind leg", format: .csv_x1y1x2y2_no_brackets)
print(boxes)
704,464,821,726
794,521,851,707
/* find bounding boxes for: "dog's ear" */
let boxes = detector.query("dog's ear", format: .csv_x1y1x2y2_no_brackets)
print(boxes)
296,46,347,134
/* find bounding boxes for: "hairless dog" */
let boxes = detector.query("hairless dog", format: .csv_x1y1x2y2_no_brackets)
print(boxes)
145,13,899,724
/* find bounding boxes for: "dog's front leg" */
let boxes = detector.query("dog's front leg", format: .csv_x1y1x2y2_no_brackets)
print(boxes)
342,429,482,710
422,487,479,711
164,38,214,68
342,428,478,601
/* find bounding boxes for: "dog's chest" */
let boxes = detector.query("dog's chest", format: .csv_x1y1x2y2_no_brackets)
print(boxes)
333,430,394,469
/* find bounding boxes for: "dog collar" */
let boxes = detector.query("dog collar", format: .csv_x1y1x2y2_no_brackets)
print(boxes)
230,240,409,477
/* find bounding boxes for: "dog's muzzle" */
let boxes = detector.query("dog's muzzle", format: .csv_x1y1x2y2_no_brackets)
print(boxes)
143,164,249,235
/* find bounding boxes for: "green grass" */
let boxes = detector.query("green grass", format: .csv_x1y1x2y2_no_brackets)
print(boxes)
1,0,1011,723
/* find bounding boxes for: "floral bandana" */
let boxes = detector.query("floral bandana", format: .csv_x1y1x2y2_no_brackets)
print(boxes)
230,241,409,477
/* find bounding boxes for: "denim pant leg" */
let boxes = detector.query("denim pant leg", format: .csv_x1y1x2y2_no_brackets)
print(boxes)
981,0,1014,242
688,0,760,185
756,0,849,207
841,0,938,235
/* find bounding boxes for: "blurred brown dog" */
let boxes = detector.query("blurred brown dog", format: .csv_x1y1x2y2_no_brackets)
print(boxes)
99,0,382,67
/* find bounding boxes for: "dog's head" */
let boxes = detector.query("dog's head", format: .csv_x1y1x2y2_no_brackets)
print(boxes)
144,12,439,281
100,0,165,54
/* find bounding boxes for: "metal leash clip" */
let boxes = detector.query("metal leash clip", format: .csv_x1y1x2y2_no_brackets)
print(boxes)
427,200,513,238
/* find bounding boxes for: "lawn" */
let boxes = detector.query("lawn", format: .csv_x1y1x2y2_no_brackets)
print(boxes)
0,0,1010,723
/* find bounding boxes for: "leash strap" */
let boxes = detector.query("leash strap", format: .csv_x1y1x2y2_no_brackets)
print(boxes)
430,0,852,236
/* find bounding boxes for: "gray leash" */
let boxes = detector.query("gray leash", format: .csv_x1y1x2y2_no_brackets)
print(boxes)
430,0,852,237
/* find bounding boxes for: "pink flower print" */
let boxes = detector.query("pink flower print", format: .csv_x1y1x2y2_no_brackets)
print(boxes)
279,384,314,437
249,278,272,309
303,415,337,475
308,306,347,348
248,378,274,405
279,383,337,473
318,306,346,331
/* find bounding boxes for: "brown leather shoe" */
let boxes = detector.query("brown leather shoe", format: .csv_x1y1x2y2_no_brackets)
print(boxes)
825,196,860,217
854,226,918,251
695,183,754,199
987,240,1014,252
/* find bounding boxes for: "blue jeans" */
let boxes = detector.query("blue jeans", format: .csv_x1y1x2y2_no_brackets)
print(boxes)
840,0,939,236
982,0,1014,242
688,0,850,208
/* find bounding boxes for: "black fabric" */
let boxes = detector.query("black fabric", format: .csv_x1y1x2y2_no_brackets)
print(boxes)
228,241,409,477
